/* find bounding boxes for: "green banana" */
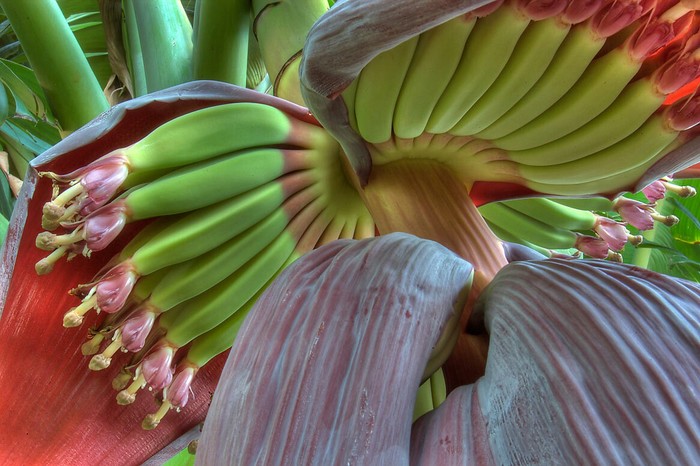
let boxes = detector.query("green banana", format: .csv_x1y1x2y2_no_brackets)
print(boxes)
141,266,290,428
427,4,530,134
392,16,476,139
84,209,290,366
480,202,579,250
109,147,301,219
518,113,681,186
507,76,667,165
492,46,643,150
451,17,570,136
127,178,299,275
354,35,419,143
146,208,289,312
110,102,323,171
500,197,598,231
522,133,685,196
192,0,250,86
475,23,605,140
551,197,615,212
484,220,552,256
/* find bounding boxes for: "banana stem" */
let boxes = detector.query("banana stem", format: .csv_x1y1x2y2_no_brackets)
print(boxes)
131,0,193,93
0,0,109,133
193,0,250,86
123,0,147,97
361,160,506,389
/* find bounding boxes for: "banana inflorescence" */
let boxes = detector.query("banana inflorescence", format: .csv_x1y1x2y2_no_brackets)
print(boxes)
34,95,374,428
344,0,700,198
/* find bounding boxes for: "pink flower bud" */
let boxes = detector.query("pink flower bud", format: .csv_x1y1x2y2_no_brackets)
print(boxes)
165,366,197,408
79,158,129,215
591,0,647,38
614,198,656,230
120,307,156,352
82,202,128,251
642,180,667,202
594,217,630,250
95,263,138,314
562,0,604,24
517,0,569,20
665,91,700,131
575,234,610,259
140,345,175,391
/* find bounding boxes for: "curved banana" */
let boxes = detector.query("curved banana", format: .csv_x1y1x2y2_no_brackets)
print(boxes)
518,112,681,186
479,201,579,250
475,22,605,140
493,46,642,150
354,35,419,143
392,16,476,139
427,4,530,134
499,197,598,231
507,76,667,166
451,16,570,136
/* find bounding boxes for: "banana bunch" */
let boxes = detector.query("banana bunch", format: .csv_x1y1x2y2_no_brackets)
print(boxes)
479,182,692,259
33,92,375,428
480,197,633,260
343,0,700,198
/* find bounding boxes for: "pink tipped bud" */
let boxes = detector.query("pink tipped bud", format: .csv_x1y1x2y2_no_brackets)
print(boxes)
82,202,129,252
140,345,175,391
594,217,630,250
665,92,700,131
575,235,610,258
121,308,156,352
643,180,667,202
627,19,681,62
562,0,604,24
79,158,129,215
656,53,700,95
95,263,138,314
613,198,656,230
591,0,647,38
517,0,569,19
165,365,197,409
469,0,504,17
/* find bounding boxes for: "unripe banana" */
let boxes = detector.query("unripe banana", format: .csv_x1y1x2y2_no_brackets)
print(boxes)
494,46,643,150
354,35,419,143
479,202,579,250
116,102,323,171
130,177,301,275
392,16,477,139
485,219,554,257
427,4,530,134
157,231,298,348
147,209,289,312
522,132,684,196
507,76,666,166
518,113,681,186
451,17,570,136
500,197,598,231
112,147,306,220
551,197,615,212
475,23,605,140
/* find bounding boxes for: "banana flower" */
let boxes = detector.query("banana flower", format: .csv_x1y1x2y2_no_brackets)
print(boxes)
0,0,699,464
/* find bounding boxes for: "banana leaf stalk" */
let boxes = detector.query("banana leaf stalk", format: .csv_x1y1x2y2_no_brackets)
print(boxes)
0,0,109,133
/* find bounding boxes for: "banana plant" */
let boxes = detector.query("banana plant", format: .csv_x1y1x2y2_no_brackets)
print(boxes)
0,0,698,464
